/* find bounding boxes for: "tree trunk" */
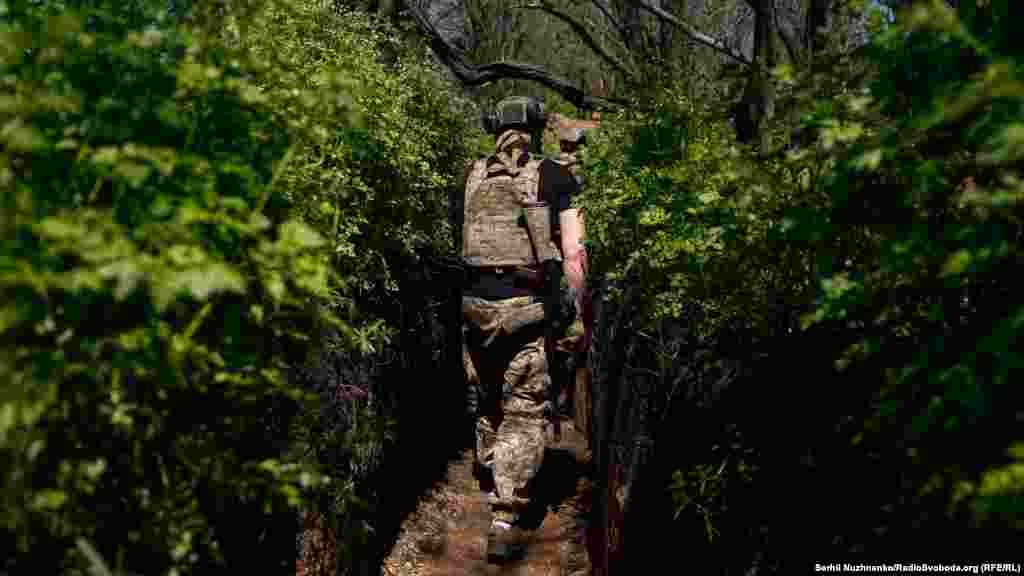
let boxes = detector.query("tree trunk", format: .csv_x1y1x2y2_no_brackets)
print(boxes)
378,0,396,19
656,0,673,62
734,0,775,146
756,0,776,149
804,0,830,55
620,0,641,52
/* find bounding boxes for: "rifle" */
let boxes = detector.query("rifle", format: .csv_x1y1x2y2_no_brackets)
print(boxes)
542,258,563,442
521,203,564,442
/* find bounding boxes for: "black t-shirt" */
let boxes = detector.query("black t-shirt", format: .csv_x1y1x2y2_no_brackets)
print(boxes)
539,157,577,214
451,156,580,299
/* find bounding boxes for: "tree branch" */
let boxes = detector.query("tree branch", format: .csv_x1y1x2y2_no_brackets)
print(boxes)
467,62,630,108
776,25,800,66
518,1,638,82
633,0,752,66
403,1,626,109
591,0,625,37
773,0,802,66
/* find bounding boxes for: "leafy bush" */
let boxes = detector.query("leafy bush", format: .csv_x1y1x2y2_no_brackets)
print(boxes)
798,0,1023,532
0,0,475,573
581,0,1022,558
580,87,777,335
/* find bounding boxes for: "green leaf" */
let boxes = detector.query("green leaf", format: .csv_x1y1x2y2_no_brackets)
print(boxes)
31,489,67,511
0,403,15,445
167,245,207,267
114,161,152,187
1,119,47,152
221,197,249,213
265,272,285,302
97,258,146,300
153,263,246,311
278,219,325,250
76,538,114,576
280,483,301,507
1008,443,1024,460
91,146,121,165
0,304,23,334
249,304,264,323
83,458,107,480
38,217,84,241
978,463,1024,497
248,212,271,231
177,264,247,301
853,149,883,171
940,249,972,277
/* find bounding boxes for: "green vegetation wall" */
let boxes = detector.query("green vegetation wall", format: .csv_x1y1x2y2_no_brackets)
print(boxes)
580,0,1022,569
0,0,474,574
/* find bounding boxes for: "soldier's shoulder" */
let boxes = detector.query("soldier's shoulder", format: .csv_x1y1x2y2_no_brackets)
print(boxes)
536,155,562,168
538,155,572,174
464,157,487,174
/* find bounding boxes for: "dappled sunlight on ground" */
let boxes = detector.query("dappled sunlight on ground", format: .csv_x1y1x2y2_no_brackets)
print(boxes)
381,419,586,576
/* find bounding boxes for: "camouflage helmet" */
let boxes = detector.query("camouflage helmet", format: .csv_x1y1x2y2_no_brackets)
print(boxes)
482,96,547,135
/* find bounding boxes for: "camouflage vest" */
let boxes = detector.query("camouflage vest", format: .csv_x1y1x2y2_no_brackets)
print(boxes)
462,154,561,268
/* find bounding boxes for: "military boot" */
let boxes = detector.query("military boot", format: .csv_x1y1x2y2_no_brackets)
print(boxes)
558,474,593,576
554,417,594,575
473,461,496,494
486,519,531,564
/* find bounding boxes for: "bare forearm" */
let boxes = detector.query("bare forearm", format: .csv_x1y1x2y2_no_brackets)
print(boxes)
564,245,588,294
559,207,593,351
559,208,588,308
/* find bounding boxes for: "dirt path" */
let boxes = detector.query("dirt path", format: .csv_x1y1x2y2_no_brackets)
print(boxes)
382,417,588,576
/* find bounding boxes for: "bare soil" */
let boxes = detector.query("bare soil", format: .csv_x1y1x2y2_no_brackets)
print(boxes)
381,417,590,576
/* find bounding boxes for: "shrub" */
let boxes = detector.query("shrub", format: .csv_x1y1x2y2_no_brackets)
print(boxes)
0,1,475,573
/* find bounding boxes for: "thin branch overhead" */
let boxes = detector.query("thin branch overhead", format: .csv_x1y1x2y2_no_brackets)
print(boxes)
518,1,637,82
403,0,626,109
634,0,752,66
591,0,625,37
773,0,802,66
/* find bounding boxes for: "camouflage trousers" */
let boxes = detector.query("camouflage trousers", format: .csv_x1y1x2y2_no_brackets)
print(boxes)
462,295,554,525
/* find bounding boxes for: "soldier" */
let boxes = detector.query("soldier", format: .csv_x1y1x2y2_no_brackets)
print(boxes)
453,96,591,564
555,125,587,186
553,123,591,417
553,121,594,576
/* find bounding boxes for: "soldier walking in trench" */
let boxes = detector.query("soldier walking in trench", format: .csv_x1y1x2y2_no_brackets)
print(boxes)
452,96,592,568
551,122,595,576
